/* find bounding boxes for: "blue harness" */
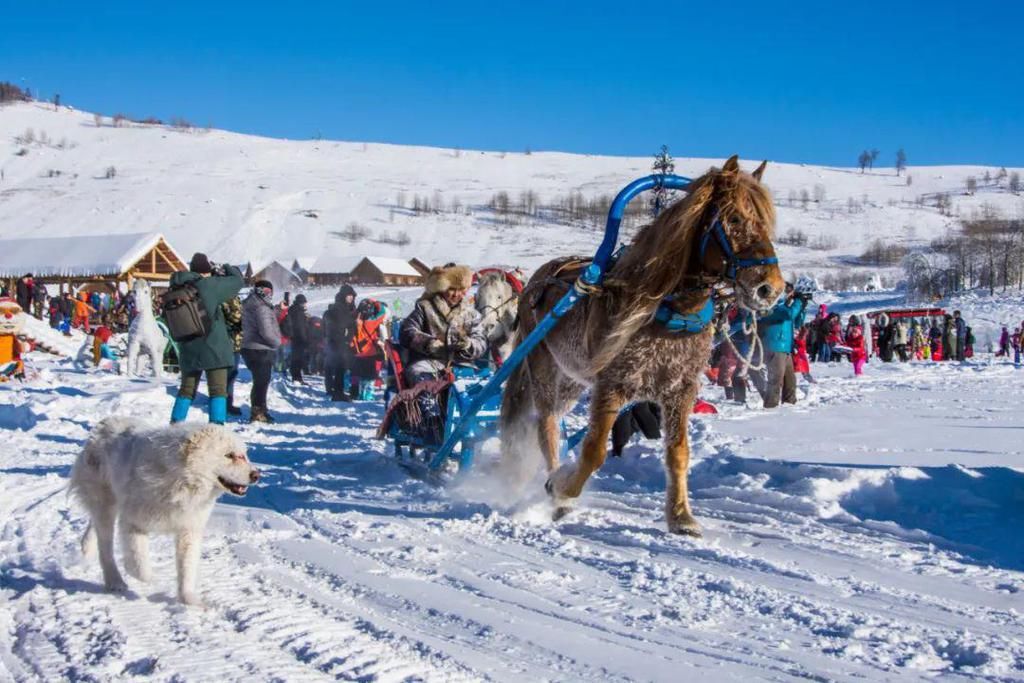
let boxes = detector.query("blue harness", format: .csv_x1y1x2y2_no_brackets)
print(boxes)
654,296,715,334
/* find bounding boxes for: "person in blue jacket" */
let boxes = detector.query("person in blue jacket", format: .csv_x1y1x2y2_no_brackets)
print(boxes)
759,283,808,409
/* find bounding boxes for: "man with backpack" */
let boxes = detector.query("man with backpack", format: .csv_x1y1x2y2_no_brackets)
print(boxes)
165,253,244,424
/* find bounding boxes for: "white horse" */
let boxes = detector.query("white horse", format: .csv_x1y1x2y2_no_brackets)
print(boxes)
474,270,520,363
124,278,167,378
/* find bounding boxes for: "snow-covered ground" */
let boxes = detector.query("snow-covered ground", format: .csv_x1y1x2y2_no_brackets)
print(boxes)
1,101,1022,282
2,290,1023,681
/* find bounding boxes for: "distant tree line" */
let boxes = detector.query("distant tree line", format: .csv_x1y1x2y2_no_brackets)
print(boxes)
904,205,1024,298
856,147,907,175
0,81,31,103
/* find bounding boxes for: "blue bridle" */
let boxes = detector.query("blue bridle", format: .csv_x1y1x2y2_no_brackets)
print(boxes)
652,210,778,335
698,211,779,281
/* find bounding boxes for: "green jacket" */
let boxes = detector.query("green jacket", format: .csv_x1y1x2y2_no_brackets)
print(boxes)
169,265,244,373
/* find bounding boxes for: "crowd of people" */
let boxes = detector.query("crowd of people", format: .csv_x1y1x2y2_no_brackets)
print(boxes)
156,254,486,427
8,258,1014,436
713,290,982,410
1,272,138,336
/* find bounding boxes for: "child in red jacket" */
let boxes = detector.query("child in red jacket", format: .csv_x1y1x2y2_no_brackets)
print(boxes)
848,324,867,376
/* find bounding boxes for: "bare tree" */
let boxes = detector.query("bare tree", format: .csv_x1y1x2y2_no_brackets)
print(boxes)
651,145,676,215
858,150,870,172
966,176,978,195
813,184,826,203
895,148,907,176
800,188,810,210
869,149,879,169
1010,172,1021,194
93,113,103,127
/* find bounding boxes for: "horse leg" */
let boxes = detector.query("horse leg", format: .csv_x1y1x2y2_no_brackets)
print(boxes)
546,386,623,502
535,411,561,473
662,389,702,536
149,338,164,378
126,337,140,376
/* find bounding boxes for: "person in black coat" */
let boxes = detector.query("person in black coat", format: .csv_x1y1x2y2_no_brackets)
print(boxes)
15,274,33,312
287,294,310,382
323,285,357,400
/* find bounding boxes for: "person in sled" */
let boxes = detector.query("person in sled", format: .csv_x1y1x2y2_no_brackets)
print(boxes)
396,264,487,442
400,263,487,382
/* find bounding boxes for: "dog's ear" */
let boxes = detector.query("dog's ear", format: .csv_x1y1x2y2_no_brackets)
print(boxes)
180,425,221,460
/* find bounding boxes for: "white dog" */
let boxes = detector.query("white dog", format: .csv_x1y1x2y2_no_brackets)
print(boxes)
69,417,259,606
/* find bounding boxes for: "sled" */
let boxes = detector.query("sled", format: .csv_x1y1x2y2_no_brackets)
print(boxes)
381,174,699,478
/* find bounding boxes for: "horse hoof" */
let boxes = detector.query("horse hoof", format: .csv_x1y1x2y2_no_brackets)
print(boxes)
544,463,577,499
552,505,573,522
667,516,702,537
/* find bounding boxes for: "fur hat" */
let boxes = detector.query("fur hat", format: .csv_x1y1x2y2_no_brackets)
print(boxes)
424,263,473,296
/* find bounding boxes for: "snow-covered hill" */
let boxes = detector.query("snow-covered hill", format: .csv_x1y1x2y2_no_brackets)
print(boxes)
2,101,1021,280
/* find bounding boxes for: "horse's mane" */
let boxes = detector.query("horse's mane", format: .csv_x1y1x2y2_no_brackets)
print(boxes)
587,159,775,374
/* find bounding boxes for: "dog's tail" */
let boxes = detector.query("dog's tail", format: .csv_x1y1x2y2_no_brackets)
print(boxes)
80,523,97,558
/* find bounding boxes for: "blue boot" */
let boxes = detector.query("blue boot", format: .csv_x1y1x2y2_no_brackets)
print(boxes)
170,396,192,423
209,396,227,425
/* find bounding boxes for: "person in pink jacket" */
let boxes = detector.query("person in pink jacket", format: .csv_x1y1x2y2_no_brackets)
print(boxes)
848,323,867,375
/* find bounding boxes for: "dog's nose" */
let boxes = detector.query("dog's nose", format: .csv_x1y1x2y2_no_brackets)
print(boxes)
249,469,260,483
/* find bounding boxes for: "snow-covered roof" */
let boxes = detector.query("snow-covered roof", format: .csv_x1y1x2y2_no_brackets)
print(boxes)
360,256,422,277
308,253,422,277
308,252,361,274
0,232,184,279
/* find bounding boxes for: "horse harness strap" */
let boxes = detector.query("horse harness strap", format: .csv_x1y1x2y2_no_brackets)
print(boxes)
654,297,715,334
699,212,779,280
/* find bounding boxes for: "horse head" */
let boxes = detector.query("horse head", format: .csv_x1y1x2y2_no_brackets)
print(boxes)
685,155,784,312
474,270,519,350
590,156,783,373
132,278,153,311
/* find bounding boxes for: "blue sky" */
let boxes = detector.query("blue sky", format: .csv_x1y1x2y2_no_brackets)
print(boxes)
3,0,1021,166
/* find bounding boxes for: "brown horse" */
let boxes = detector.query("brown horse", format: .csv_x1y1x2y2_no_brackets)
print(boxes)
500,156,784,535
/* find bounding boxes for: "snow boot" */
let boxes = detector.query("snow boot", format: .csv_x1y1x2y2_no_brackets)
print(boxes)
250,407,275,424
209,396,228,425
170,396,192,424
227,401,243,416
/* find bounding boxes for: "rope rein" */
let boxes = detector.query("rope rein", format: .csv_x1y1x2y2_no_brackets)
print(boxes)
716,308,765,375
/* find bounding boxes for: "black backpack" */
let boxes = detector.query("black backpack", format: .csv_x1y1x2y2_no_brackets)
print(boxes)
279,311,293,338
162,281,211,342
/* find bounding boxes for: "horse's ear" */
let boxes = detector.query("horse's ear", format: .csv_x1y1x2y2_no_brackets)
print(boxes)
752,160,768,181
723,155,740,173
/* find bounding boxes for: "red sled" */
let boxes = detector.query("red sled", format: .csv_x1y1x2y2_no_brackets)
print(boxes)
693,399,718,415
